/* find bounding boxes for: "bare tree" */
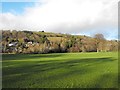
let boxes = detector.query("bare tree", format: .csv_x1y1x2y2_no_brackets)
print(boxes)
94,34,106,52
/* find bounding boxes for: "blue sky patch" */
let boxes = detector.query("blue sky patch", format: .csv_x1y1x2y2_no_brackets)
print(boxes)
2,2,35,14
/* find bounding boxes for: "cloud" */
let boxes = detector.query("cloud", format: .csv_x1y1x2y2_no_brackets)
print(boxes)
0,0,118,39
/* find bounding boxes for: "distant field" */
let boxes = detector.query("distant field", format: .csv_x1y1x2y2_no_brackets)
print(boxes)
3,52,118,88
47,37,66,42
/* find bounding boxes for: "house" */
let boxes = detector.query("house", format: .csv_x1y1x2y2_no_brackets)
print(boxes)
25,41,33,47
8,42,18,47
28,41,33,44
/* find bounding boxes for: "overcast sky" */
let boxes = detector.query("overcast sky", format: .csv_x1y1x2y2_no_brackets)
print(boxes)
0,0,118,40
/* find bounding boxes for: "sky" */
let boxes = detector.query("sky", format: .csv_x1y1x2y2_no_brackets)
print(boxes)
2,2,35,14
0,0,118,40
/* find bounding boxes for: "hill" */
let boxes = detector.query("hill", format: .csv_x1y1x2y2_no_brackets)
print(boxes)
1,30,118,54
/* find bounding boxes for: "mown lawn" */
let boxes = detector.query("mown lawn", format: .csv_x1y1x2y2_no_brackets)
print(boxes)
2,52,118,88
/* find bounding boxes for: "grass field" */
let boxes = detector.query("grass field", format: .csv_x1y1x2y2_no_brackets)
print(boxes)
3,52,118,88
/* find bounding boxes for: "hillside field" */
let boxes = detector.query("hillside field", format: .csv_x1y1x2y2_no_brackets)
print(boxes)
3,52,118,88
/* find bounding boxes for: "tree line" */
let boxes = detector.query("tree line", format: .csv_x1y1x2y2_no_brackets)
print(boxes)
1,30,118,54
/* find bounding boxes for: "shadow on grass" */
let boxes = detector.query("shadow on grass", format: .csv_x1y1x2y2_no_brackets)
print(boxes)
2,53,63,60
2,56,117,88
3,57,116,75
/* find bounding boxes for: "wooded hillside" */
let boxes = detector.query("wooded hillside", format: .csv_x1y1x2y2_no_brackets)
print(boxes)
2,30,118,54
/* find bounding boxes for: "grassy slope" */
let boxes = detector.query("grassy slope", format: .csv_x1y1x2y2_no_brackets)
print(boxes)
3,52,118,88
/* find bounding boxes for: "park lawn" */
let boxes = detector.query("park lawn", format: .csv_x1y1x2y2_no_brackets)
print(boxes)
2,52,118,88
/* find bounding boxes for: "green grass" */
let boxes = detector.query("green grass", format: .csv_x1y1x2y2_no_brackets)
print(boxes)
3,52,118,88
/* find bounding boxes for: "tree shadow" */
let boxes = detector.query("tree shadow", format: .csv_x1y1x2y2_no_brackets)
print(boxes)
2,56,117,88
2,53,63,60
3,57,116,75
